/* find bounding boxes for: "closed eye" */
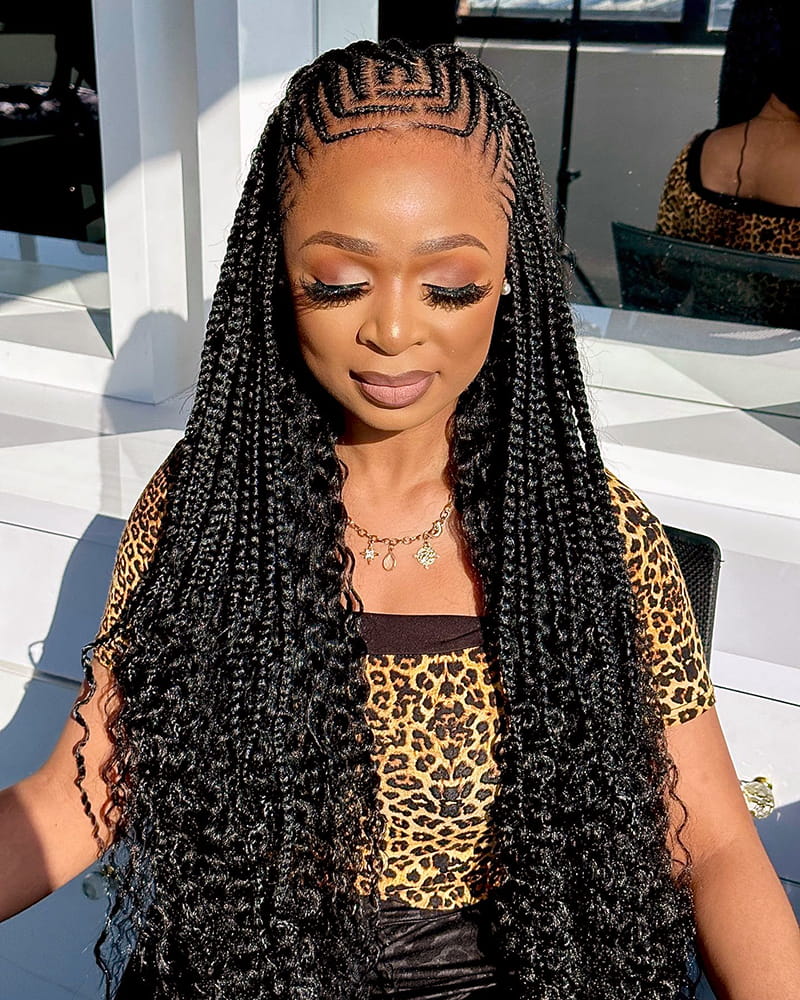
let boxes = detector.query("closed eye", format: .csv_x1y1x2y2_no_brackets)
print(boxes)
422,282,492,310
299,278,369,307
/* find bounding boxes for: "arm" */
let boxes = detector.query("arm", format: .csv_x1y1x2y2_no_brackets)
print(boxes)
0,655,117,921
604,470,800,994
666,706,800,1000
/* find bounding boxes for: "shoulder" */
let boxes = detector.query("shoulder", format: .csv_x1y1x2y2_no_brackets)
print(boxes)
697,124,747,194
604,468,679,580
604,469,716,728
605,468,686,618
605,467,662,542
118,447,176,566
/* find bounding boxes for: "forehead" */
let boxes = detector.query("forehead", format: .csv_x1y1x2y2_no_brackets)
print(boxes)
282,127,510,248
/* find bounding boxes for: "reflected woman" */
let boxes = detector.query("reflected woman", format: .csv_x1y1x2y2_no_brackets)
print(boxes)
657,0,800,256
2,39,800,1000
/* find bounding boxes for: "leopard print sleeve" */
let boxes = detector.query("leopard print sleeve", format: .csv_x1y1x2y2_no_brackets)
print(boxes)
605,469,716,727
655,138,694,238
93,442,180,673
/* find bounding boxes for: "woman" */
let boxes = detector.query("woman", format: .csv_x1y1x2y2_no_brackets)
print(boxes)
1,40,799,1000
656,0,800,256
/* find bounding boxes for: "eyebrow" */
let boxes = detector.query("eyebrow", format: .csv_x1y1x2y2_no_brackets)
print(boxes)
298,231,377,255
413,234,490,255
297,231,490,256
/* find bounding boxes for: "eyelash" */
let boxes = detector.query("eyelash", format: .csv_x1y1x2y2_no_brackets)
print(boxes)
299,278,367,307
298,278,492,310
422,282,492,310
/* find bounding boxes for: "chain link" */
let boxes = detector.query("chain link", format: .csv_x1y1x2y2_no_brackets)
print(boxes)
346,499,453,549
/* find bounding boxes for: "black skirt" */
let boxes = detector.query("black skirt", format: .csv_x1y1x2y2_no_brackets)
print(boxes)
113,899,501,999
372,896,502,999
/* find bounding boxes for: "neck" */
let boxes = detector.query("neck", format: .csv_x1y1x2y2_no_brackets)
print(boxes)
753,94,800,124
336,407,454,526
337,407,452,494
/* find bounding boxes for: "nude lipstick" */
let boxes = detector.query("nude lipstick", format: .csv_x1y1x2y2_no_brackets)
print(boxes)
351,370,435,409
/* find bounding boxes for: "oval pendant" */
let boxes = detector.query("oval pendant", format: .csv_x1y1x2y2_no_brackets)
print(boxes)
382,551,396,572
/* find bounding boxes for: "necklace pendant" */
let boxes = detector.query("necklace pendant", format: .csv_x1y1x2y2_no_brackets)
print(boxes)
362,544,377,563
381,550,397,572
415,540,438,569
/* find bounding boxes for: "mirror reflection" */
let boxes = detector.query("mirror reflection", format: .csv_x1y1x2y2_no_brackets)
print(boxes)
461,0,798,328
631,0,800,328
465,1,686,24
0,1,108,351
0,2,103,243
455,0,800,424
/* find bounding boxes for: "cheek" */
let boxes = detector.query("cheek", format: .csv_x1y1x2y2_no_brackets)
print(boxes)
440,299,498,374
294,314,355,401
296,328,335,384
294,309,343,361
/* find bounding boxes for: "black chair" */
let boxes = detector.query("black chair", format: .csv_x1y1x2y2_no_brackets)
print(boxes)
611,221,800,330
662,524,722,666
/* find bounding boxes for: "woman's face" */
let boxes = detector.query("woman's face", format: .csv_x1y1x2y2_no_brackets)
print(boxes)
281,128,510,436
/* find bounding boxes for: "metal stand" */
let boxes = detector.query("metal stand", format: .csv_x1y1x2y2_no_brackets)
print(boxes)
555,0,603,306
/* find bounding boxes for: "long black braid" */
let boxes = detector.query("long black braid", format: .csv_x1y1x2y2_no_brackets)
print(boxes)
75,40,697,999
717,0,800,127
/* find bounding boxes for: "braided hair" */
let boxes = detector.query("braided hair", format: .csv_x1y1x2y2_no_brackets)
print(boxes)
717,0,800,126
77,40,697,999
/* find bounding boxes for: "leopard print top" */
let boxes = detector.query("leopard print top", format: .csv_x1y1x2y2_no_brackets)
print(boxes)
357,613,505,909
94,443,715,910
656,130,800,256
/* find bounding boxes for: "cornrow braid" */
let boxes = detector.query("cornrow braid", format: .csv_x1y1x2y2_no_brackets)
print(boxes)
77,39,697,999
280,41,511,196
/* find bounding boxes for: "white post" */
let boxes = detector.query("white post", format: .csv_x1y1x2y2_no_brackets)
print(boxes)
94,0,205,403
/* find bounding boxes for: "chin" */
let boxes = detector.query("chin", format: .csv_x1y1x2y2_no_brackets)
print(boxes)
343,394,455,435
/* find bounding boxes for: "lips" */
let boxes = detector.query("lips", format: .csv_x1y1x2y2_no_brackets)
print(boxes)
351,370,436,409
353,369,434,387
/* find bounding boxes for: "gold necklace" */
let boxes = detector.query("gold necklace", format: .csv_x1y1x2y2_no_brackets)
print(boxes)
346,498,454,571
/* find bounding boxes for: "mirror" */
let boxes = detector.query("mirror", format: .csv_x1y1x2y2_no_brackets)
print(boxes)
0,2,110,354
452,0,800,427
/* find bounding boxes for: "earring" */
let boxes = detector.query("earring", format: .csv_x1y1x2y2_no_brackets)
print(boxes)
501,278,511,296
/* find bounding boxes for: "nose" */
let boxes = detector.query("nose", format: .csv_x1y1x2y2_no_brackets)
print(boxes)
356,282,424,355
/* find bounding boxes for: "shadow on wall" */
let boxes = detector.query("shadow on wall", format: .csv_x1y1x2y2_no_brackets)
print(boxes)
26,309,197,687
27,516,121,686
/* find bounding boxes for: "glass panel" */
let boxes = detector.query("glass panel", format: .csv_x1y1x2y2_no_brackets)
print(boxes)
707,0,733,31
462,0,685,21
0,2,108,343
0,5,104,244
458,15,799,424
